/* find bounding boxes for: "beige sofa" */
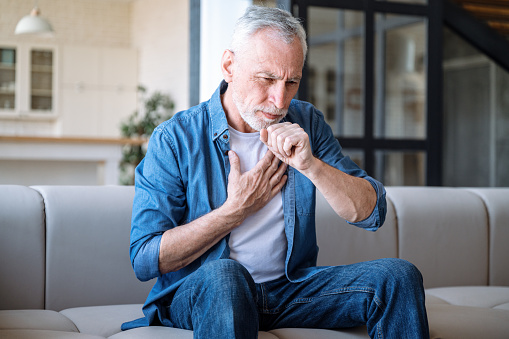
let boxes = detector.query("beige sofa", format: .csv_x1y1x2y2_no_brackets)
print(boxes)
0,185,508,338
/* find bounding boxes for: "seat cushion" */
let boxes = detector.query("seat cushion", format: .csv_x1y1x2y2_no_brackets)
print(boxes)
269,327,369,339
426,286,509,309
0,310,77,332
427,304,509,339
60,304,144,338
108,326,279,339
0,330,104,339
426,287,509,339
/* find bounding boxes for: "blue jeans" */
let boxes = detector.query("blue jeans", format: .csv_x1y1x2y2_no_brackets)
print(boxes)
168,258,429,338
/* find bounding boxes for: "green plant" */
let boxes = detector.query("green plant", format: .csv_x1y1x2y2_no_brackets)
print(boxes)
119,86,174,185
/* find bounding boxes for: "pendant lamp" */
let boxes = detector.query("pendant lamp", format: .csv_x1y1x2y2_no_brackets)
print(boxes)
14,6,54,36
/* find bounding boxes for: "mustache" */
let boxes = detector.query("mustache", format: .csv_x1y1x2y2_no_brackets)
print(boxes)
254,106,287,116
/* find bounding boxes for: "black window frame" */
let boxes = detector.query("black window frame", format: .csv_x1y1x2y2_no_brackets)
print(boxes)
289,0,443,186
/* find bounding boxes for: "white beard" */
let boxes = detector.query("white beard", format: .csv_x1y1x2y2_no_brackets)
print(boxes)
231,85,287,131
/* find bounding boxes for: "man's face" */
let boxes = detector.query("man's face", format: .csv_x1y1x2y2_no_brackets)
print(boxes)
230,29,304,132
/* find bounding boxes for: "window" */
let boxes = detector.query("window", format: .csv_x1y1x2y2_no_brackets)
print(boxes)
293,0,440,185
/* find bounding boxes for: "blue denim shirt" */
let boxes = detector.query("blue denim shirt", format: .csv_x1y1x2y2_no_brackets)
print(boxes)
122,81,386,330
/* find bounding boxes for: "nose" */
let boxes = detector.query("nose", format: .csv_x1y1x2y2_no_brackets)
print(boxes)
269,81,286,109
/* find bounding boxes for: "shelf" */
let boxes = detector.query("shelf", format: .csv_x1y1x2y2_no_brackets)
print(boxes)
31,65,53,73
31,89,52,96
0,64,15,71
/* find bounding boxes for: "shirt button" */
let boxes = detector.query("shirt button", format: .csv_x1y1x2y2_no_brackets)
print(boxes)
214,132,217,137
223,134,228,140
224,150,229,156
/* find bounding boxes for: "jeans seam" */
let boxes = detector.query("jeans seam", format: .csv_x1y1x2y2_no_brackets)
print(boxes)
259,283,268,313
262,286,379,314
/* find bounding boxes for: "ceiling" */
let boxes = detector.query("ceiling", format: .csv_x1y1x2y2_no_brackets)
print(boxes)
450,0,509,39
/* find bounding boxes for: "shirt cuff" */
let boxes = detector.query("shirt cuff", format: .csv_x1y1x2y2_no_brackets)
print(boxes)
133,235,162,282
346,176,387,231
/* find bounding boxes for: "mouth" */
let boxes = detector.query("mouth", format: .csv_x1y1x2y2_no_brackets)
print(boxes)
261,112,281,120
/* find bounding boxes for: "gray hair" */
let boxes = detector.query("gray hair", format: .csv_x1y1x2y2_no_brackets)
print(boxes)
230,6,307,61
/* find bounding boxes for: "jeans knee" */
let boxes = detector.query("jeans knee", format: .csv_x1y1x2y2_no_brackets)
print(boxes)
377,258,424,289
198,259,256,297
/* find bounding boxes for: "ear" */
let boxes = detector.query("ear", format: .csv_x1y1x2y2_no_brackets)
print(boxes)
221,49,235,83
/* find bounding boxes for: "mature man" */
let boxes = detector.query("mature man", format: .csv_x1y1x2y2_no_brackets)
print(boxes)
123,5,429,339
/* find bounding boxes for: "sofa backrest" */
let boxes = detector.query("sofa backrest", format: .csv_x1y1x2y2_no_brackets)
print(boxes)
317,187,509,289
0,185,46,310
315,191,398,267
1,185,507,311
467,188,509,286
32,186,153,311
388,187,488,289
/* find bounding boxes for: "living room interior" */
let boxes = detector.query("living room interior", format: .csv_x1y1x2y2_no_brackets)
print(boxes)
0,0,508,338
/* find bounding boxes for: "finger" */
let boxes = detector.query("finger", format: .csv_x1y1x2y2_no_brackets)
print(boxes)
228,151,240,176
266,122,291,148
271,130,293,158
269,162,288,187
270,174,288,197
264,150,282,177
276,125,306,157
260,129,268,145
282,134,296,157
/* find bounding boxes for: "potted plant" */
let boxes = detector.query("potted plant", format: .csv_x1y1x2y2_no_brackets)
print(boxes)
119,86,174,185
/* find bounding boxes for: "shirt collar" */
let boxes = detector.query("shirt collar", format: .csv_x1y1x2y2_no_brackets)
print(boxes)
209,80,230,142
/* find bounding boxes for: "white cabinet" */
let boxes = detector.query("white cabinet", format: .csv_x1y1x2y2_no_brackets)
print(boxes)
0,43,137,138
0,44,57,118
59,46,138,137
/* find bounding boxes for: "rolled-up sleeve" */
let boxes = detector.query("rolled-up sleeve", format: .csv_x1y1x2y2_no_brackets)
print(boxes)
347,176,386,231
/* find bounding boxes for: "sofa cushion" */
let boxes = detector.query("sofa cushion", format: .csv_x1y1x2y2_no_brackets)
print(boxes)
31,186,154,311
108,326,279,339
0,185,45,310
269,327,369,339
427,304,509,339
467,188,509,286
0,310,77,332
387,187,488,288
0,330,105,339
426,286,509,309
60,304,144,338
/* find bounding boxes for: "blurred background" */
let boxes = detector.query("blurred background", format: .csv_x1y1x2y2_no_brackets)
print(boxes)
0,0,508,187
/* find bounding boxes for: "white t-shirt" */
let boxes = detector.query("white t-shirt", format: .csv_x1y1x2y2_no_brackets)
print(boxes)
227,126,287,283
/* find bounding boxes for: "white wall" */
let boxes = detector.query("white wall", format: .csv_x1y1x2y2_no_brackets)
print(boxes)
199,0,251,102
131,0,190,113
0,0,132,47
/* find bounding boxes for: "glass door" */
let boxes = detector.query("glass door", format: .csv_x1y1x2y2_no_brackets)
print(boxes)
293,0,441,185
306,7,365,167
0,48,16,110
31,49,53,111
